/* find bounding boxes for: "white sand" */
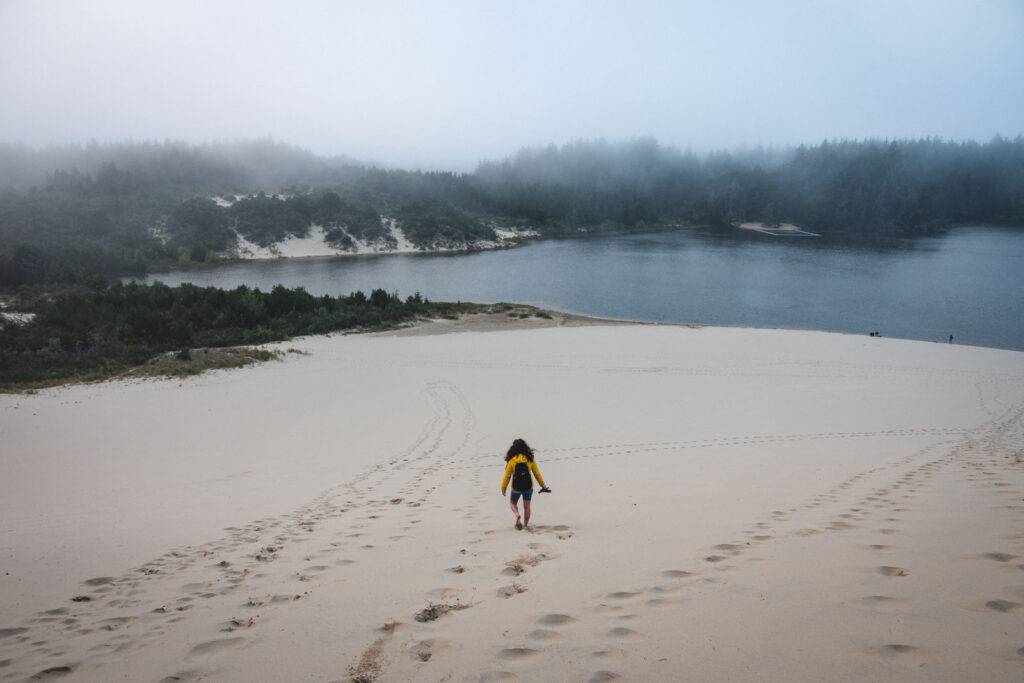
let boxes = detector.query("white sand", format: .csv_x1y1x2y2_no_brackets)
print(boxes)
2,320,1023,681
232,225,355,259
228,221,538,261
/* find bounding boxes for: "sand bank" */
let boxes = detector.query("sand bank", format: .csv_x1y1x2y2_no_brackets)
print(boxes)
1,319,1023,681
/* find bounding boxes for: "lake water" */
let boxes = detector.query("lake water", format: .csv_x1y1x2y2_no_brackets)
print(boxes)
140,225,1024,351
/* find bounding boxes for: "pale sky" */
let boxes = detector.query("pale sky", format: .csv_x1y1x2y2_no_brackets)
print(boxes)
1,0,1022,170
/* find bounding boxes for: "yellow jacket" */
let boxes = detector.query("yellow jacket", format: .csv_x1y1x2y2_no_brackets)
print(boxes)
502,454,546,493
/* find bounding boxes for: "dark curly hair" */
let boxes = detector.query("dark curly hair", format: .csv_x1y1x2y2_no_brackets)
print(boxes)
505,438,535,462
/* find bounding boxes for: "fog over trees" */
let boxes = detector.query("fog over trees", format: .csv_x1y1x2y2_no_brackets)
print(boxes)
1,136,1022,287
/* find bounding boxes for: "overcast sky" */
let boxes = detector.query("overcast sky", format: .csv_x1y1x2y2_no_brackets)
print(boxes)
1,0,1022,170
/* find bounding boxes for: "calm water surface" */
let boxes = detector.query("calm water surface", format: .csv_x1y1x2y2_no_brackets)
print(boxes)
140,226,1024,351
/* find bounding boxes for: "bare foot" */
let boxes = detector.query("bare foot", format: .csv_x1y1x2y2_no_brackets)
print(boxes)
515,521,523,530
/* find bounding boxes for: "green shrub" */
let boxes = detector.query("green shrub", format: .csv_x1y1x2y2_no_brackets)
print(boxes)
0,283,487,389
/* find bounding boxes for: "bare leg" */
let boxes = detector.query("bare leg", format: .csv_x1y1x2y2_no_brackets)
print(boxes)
523,499,532,528
509,498,521,526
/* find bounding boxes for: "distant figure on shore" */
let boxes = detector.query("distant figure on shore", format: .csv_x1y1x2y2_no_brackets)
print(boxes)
501,438,549,530
950,334,954,343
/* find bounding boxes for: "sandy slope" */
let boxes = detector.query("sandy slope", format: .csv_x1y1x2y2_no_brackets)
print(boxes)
1,320,1023,682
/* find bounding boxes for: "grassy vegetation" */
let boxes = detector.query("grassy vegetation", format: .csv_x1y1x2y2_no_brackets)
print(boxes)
128,346,288,379
0,283,489,391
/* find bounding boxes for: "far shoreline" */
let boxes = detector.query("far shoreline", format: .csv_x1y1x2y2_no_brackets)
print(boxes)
133,222,708,278
383,306,1015,355
8,300,1016,395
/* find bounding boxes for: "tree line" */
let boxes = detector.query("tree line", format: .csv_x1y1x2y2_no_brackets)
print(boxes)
0,282,482,388
1,136,1021,287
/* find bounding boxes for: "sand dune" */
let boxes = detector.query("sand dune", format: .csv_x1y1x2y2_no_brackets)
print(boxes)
1,320,1023,681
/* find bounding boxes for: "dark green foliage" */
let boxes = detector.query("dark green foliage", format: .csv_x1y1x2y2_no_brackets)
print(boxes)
0,282,476,389
315,192,388,245
474,136,1024,234
230,192,310,246
1,137,1022,288
169,197,234,257
395,201,495,248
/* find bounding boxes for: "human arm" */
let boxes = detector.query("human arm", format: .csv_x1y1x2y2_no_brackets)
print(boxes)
530,461,546,489
501,460,513,494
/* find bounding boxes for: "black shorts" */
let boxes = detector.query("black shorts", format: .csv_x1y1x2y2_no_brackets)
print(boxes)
510,488,533,503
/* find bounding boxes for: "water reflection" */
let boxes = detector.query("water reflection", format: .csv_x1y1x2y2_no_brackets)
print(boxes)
137,226,1024,350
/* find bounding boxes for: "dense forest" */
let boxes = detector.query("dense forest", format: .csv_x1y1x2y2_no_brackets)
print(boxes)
0,282,501,389
1,136,1022,287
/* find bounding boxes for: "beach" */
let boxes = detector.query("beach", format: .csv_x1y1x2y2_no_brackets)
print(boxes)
1,316,1023,682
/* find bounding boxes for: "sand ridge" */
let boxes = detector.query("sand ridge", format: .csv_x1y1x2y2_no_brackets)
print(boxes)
1,324,1023,680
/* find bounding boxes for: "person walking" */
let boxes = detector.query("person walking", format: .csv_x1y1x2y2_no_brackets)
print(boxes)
501,438,549,530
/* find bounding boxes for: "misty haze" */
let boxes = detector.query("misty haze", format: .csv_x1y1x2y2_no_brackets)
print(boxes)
1,2,1023,682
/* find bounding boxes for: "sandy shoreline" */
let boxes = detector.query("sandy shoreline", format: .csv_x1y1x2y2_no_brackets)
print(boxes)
2,317,1023,681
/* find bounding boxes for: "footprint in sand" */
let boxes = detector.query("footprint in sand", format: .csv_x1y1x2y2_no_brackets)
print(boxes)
879,644,930,668
478,671,518,681
182,581,212,592
606,627,644,640
497,584,527,599
661,570,693,579
221,616,257,632
979,552,1017,563
527,629,562,642
496,647,541,660
536,614,579,627
187,637,247,659
712,543,743,554
83,576,116,587
983,599,1022,613
298,565,329,581
504,555,542,576
795,529,823,537
158,670,200,683
28,665,75,679
408,638,451,662
605,591,641,600
588,672,623,682
38,608,69,617
268,594,304,604
97,616,137,631
861,595,909,609
591,649,626,661
877,566,909,577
